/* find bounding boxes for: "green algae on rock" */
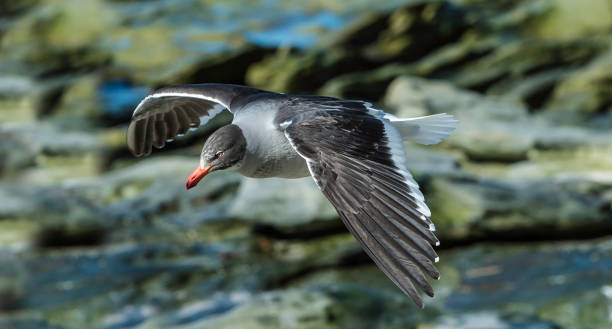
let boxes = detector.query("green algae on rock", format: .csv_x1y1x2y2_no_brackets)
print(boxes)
1,0,612,328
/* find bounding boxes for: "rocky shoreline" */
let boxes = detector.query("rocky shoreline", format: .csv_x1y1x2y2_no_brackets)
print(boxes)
1,0,611,328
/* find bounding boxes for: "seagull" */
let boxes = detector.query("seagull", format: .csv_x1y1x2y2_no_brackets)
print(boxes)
126,83,458,307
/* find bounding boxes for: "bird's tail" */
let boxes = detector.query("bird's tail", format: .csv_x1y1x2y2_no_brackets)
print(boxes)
385,113,459,145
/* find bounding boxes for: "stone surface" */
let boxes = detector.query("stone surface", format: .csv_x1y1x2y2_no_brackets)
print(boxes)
546,49,612,113
2,1,612,329
4,229,609,329
426,176,612,241
171,290,339,329
384,76,612,239
528,0,612,41
228,177,337,227
248,1,468,94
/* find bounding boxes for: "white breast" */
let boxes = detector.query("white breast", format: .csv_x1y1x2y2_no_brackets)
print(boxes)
233,104,309,178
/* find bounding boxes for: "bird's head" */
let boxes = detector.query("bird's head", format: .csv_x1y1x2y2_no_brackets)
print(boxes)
186,124,246,189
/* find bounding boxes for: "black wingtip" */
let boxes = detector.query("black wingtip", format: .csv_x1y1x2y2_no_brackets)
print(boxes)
126,139,143,157
126,121,140,157
126,117,154,157
424,286,435,298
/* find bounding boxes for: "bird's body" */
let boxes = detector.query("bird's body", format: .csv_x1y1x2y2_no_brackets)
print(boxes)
127,83,458,307
231,95,310,178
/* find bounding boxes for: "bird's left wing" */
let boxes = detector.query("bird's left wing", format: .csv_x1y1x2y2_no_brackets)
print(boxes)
282,106,440,307
127,84,259,157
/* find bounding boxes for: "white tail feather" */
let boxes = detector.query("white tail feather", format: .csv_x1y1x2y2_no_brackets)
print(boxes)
386,113,458,145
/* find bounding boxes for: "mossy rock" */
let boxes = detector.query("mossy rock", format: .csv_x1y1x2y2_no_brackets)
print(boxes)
546,49,612,113
528,0,612,41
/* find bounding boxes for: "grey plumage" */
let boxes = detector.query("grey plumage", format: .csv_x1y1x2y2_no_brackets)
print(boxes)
127,84,261,156
200,124,246,171
283,108,439,307
127,83,458,307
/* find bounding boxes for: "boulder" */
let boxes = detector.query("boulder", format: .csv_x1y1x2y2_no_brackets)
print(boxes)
426,176,611,241
384,75,612,157
228,177,337,227
172,290,340,329
0,121,105,182
317,0,611,109
5,233,609,329
383,76,612,239
546,49,612,114
385,76,533,162
246,1,467,94
527,0,612,41
0,75,38,122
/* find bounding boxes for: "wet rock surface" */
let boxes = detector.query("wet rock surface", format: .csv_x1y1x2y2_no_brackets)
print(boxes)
1,0,611,328
2,237,610,329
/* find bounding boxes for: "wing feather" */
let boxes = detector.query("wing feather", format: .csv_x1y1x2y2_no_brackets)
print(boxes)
126,83,262,157
152,118,166,149
282,101,441,307
165,110,180,138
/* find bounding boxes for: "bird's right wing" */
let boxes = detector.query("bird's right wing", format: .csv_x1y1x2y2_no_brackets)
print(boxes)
127,84,260,157
283,106,440,308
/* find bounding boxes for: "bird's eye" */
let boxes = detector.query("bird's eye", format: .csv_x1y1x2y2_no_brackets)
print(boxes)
215,151,224,159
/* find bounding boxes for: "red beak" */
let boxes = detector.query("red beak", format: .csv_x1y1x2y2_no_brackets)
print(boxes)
186,165,212,190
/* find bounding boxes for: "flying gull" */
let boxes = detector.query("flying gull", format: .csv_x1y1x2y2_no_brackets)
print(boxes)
126,83,458,307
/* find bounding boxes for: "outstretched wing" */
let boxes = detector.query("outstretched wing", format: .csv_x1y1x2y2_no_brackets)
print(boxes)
282,103,440,307
126,84,260,157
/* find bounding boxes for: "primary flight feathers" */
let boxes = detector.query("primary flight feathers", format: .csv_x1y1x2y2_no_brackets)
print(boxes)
127,83,458,307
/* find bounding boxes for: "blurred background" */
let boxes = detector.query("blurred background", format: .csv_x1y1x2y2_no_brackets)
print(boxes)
1,0,611,328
